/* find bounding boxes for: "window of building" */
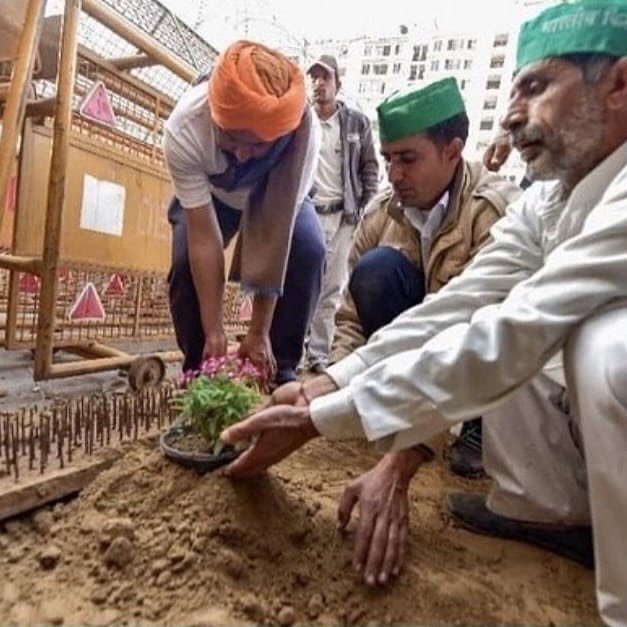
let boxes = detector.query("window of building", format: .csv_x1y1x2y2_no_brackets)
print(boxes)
494,33,508,47
393,62,401,73
447,39,457,51
483,97,497,110
373,63,388,75
480,118,494,131
409,65,417,80
434,40,443,52
358,81,365,94
362,63,371,75
490,55,505,69
412,45,427,62
395,44,401,55
383,45,391,56
418,64,425,80
364,45,372,56
486,76,501,90
467,39,476,50
460,79,467,90
380,82,386,94
445,59,453,70
430,59,439,72
464,59,473,70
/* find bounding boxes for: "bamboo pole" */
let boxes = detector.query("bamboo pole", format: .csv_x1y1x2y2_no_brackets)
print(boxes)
0,0,47,236
47,351,180,378
109,54,157,71
33,0,82,381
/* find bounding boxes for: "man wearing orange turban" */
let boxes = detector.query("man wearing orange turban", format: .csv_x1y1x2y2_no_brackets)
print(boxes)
164,41,325,384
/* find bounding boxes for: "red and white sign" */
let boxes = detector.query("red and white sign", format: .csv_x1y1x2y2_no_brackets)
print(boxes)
104,273,126,296
69,282,106,321
79,80,116,127
19,273,40,294
238,295,253,322
58,267,73,282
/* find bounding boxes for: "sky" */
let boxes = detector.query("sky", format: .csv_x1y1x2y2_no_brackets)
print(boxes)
157,0,530,49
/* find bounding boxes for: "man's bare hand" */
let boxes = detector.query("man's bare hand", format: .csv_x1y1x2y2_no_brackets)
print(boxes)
238,330,276,381
220,405,319,478
202,328,227,361
337,448,427,586
483,130,512,172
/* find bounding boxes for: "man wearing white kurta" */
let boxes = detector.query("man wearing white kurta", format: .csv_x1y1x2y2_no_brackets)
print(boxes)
222,2,627,623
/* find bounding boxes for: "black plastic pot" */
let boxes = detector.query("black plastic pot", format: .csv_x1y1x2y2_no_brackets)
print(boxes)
159,423,241,473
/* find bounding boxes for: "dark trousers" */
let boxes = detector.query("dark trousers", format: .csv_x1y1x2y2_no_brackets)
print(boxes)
168,197,326,382
349,246,426,339
349,245,482,448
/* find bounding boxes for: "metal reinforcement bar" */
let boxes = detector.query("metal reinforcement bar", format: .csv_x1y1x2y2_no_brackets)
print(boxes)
0,384,177,520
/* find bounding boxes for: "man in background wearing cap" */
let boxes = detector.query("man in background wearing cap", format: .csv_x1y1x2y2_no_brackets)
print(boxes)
221,1,627,621
303,55,379,374
327,77,519,478
164,41,325,385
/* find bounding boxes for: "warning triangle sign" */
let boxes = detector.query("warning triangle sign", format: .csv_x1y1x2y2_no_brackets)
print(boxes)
238,295,253,322
79,80,116,127
58,267,73,283
19,273,40,294
104,273,126,296
69,282,106,321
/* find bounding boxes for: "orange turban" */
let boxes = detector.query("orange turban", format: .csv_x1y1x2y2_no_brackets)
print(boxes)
208,40,306,142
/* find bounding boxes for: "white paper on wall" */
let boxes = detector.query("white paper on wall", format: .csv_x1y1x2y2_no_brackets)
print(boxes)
80,174,126,236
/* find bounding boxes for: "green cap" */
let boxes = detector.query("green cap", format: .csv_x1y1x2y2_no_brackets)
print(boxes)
377,77,465,144
517,0,627,70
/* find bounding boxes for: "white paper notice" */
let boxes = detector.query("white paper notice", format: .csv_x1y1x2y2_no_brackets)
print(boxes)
80,174,125,236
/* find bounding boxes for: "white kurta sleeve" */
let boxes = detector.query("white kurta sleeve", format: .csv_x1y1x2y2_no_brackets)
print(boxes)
345,158,627,450
312,184,547,437
313,151,627,448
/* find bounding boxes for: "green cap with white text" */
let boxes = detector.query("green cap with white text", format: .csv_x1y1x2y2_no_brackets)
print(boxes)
377,77,465,144
517,0,627,70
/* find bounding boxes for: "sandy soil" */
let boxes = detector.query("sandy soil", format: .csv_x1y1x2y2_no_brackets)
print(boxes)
0,437,599,625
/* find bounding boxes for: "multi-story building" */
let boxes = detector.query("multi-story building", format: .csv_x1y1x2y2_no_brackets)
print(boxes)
305,0,559,182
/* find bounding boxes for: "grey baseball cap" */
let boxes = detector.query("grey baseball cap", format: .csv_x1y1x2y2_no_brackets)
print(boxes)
307,54,339,81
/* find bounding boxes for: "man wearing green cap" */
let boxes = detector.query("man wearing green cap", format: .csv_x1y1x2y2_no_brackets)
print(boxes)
221,1,627,622
328,77,519,478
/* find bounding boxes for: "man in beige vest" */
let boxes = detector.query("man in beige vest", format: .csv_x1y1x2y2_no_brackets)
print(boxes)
329,78,520,477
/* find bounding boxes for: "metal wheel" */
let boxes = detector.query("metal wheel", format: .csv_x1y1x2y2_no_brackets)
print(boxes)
127,355,166,392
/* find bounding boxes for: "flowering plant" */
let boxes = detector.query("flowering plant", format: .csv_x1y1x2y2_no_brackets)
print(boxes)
174,355,264,454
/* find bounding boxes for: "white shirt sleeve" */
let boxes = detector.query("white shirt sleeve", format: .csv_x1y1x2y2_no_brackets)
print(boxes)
313,158,627,451
163,127,214,209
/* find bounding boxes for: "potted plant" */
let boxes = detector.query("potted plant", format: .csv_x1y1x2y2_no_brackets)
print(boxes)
160,354,264,472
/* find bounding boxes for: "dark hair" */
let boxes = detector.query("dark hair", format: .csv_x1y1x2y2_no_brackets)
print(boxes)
424,111,469,147
561,52,619,84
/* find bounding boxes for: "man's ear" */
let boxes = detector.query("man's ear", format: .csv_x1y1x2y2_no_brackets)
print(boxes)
605,56,627,112
444,137,464,163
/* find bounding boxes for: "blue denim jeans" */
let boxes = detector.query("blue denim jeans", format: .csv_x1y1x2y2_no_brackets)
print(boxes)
168,196,325,383
348,246,425,338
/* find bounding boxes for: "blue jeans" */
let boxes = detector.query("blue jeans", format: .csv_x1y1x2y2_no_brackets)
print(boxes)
168,197,325,383
349,246,425,338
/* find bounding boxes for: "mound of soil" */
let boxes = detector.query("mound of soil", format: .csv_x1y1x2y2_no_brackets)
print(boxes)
0,438,599,625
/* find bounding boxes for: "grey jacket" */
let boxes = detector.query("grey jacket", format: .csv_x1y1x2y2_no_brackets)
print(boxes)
337,101,379,222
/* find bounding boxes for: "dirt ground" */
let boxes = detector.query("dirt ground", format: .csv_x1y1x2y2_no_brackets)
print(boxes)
0,434,599,625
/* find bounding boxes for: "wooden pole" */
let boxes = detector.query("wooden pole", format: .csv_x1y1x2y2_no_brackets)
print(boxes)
0,0,47,235
108,54,157,71
33,0,82,381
